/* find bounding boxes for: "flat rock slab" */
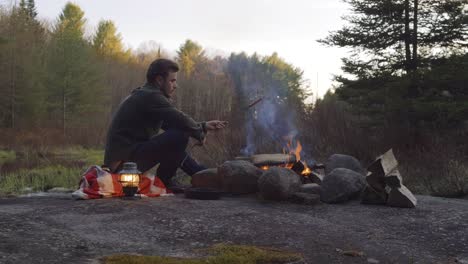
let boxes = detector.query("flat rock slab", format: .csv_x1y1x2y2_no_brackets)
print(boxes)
1,195,468,264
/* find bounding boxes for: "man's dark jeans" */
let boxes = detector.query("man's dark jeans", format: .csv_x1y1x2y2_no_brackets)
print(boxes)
130,129,206,184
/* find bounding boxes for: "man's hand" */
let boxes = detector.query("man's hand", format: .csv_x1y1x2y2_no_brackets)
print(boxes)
205,120,228,131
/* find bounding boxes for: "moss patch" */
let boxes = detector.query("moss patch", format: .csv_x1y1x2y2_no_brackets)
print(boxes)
102,244,302,264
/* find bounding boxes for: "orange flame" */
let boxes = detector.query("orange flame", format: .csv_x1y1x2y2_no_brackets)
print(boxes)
283,139,311,176
263,138,313,175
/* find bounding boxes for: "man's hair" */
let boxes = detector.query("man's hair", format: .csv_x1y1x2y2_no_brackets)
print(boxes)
146,58,179,83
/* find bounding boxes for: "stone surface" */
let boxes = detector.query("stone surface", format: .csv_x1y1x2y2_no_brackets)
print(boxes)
321,168,366,203
1,195,467,264
218,160,263,194
258,167,302,201
385,169,403,188
234,156,251,162
191,168,222,190
325,154,366,176
47,187,74,193
299,183,322,196
361,185,388,205
289,192,320,205
387,185,417,208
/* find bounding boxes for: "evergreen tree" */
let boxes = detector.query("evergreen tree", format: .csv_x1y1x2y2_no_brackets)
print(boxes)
47,2,103,137
26,0,37,19
93,20,127,59
320,0,467,126
176,39,205,77
19,0,37,19
320,0,466,78
0,1,45,128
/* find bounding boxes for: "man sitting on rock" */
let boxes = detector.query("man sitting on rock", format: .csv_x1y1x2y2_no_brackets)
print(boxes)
104,58,227,190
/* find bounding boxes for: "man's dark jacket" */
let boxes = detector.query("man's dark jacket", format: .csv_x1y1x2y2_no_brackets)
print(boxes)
104,83,206,169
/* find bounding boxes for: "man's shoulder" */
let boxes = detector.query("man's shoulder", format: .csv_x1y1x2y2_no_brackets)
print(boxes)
130,85,171,107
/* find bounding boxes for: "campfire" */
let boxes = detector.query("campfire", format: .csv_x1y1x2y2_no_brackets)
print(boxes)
237,140,324,184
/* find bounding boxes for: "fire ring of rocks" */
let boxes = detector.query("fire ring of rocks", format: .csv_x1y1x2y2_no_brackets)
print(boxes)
191,149,417,208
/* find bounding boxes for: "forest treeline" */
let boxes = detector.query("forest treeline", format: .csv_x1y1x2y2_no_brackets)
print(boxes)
0,0,467,195
0,1,307,153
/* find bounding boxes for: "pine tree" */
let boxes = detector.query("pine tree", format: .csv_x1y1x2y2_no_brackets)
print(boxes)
0,1,46,128
319,0,467,126
93,20,126,59
26,0,37,18
47,3,103,137
320,0,467,78
176,39,205,77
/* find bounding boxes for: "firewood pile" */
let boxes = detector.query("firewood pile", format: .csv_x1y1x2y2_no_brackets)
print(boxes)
362,149,417,208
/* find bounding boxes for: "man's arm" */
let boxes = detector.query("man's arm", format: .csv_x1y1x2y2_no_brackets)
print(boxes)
146,92,206,142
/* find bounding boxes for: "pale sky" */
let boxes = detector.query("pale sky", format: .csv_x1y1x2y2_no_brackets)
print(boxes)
8,0,351,99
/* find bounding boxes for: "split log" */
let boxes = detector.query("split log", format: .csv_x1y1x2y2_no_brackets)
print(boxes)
361,185,388,205
387,185,417,208
251,154,296,167
366,149,398,192
367,149,398,176
385,168,403,188
291,160,305,175
366,171,386,193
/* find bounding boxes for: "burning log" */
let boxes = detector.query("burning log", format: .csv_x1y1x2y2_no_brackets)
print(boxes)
308,171,324,184
251,154,296,167
291,160,305,174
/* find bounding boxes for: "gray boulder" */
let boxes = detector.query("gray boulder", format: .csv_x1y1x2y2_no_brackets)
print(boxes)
299,183,322,196
191,168,222,190
258,167,302,201
218,160,263,194
321,168,366,203
325,154,366,176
